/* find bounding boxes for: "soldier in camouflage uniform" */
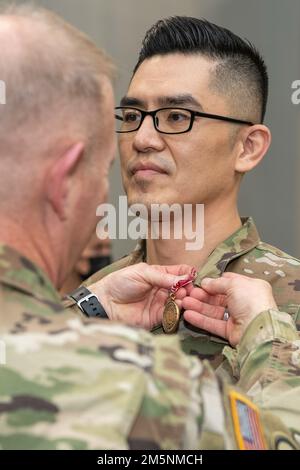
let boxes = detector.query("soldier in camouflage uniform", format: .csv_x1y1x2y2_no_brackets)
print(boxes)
65,17,300,379
1,245,299,449
70,222,300,382
0,4,299,450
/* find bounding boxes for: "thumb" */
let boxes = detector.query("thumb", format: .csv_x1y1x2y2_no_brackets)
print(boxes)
145,267,190,290
201,277,232,295
222,272,245,280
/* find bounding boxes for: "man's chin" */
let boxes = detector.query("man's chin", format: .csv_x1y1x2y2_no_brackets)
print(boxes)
126,193,178,209
127,194,158,209
125,180,180,208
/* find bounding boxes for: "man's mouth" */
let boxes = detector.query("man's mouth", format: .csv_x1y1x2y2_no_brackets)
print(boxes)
130,162,168,179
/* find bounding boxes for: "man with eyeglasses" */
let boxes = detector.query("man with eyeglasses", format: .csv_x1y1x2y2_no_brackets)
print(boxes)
0,5,299,451
114,105,253,135
66,16,300,375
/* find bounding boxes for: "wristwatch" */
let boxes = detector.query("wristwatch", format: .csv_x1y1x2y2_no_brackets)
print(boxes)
68,286,108,319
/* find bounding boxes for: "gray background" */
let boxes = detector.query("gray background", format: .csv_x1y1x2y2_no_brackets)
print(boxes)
17,0,300,260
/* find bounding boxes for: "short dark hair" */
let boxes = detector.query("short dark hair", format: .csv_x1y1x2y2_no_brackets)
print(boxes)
133,16,268,123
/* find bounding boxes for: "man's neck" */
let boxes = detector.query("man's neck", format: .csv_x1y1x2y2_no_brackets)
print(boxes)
146,204,242,268
0,218,58,286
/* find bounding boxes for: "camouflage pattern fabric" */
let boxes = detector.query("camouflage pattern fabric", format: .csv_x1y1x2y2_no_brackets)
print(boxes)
0,244,299,449
65,217,300,378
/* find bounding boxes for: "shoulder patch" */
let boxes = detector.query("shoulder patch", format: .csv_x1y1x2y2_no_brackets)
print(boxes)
229,390,267,450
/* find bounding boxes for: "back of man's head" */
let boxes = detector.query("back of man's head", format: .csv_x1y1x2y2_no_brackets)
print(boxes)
0,3,116,284
133,16,268,124
0,2,114,208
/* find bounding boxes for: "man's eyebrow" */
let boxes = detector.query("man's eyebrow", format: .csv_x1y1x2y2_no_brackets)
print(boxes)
119,96,146,107
119,94,203,109
157,94,203,109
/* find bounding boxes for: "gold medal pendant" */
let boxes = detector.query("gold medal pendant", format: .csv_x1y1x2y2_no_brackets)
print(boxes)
162,293,180,334
162,268,197,334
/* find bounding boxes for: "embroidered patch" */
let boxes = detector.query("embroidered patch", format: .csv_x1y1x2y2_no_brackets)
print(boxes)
229,390,267,450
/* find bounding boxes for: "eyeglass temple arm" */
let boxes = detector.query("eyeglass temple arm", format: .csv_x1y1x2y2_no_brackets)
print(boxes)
195,111,253,126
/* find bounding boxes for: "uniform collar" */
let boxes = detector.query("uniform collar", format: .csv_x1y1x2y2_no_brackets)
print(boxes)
132,217,260,282
0,244,61,303
194,217,260,283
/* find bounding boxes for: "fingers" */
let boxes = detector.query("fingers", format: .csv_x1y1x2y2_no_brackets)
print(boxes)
148,288,169,329
189,287,227,307
183,310,227,339
182,296,225,320
143,264,196,289
141,265,185,289
152,288,169,313
175,287,187,299
221,271,242,279
222,271,265,281
164,264,195,277
200,277,232,296
185,283,194,295
176,264,196,277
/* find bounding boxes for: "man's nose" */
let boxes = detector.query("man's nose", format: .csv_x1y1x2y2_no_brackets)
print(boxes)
132,115,165,153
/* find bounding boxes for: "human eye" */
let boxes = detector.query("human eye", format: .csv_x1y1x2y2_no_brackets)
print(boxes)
166,109,190,122
123,109,141,123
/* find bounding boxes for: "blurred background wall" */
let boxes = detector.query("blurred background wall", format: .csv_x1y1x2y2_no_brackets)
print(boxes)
22,0,300,259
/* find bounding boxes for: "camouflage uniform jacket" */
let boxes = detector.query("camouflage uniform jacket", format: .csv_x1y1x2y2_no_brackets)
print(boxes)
0,244,299,450
65,217,300,379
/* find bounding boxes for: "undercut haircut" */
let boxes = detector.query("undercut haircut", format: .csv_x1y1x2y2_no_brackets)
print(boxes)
133,16,268,123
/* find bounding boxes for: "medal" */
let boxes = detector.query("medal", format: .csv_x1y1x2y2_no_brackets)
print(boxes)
162,294,180,334
162,268,197,334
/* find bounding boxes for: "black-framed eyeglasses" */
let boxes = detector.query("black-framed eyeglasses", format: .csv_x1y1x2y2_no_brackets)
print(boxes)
115,106,253,134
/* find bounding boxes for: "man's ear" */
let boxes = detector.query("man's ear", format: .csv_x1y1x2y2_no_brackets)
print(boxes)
46,142,85,220
235,124,271,173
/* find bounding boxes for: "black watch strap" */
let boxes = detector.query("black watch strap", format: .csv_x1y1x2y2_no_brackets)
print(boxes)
68,286,108,319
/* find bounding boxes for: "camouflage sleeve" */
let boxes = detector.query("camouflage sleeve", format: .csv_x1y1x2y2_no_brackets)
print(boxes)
0,311,299,450
1,315,212,450
235,310,300,441
128,310,300,450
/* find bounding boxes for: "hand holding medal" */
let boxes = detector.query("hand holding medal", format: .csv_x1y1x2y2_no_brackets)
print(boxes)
162,267,197,334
